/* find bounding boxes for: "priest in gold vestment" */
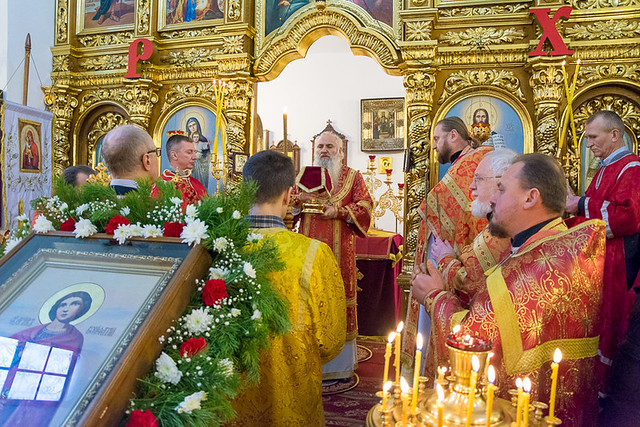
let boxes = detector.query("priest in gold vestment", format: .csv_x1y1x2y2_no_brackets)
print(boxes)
412,154,606,427
232,150,346,426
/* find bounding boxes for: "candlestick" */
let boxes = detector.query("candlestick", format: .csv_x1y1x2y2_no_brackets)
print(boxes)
549,348,562,422
400,377,409,426
383,332,395,386
283,107,288,156
485,365,495,427
465,355,479,427
411,333,423,413
436,382,444,427
523,377,531,427
516,377,524,426
382,380,392,412
395,321,404,384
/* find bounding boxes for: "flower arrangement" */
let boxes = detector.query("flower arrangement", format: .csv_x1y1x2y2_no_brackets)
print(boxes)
3,177,291,426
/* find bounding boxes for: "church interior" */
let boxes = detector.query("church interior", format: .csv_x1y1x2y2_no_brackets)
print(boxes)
0,0,639,425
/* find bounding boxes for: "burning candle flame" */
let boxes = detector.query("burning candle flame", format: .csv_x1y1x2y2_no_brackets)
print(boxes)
436,382,444,402
388,331,396,343
523,377,531,393
417,333,423,350
554,348,563,363
452,324,461,334
396,321,404,333
488,365,495,384
516,377,523,389
562,60,566,66
383,381,392,392
472,355,480,372
400,376,409,393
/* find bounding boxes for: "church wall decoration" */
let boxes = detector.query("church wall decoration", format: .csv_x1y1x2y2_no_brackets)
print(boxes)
361,98,405,152
1,100,52,230
159,0,225,31
0,233,210,426
77,0,136,33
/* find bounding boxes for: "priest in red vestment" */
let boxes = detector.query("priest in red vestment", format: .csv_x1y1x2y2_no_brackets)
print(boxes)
292,127,372,380
154,133,207,208
413,154,606,427
566,110,640,397
404,117,492,368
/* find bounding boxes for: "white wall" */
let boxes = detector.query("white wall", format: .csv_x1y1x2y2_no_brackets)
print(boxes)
0,0,54,109
256,35,406,233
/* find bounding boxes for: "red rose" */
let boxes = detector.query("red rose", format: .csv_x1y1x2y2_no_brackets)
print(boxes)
163,221,184,237
126,409,157,427
105,216,130,234
60,218,76,232
179,336,208,357
202,279,228,306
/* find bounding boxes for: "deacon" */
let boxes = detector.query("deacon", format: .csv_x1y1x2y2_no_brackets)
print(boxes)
565,110,640,393
234,150,346,426
155,132,207,207
291,123,372,380
413,153,606,426
102,124,160,195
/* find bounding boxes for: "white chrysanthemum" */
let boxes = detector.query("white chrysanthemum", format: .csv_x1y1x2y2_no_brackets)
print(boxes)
155,352,182,385
120,206,131,216
33,215,54,234
247,232,263,242
128,223,143,237
113,226,131,245
59,202,68,211
181,219,208,246
74,218,97,238
251,310,262,320
3,238,21,255
185,204,197,219
142,224,163,238
209,266,228,280
184,307,213,334
175,391,207,414
76,204,89,216
243,261,256,279
216,207,223,213
232,210,242,220
231,308,241,317
171,197,183,206
16,214,29,222
219,358,234,377
212,237,229,252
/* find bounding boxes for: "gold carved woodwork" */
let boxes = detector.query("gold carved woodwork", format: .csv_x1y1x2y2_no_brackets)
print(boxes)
223,78,255,185
78,31,135,47
222,35,245,54
81,55,128,71
122,81,159,128
439,4,528,18
55,0,68,44
405,21,433,41
137,0,151,34
438,70,527,104
439,27,525,46
163,27,218,39
566,19,640,40
87,112,127,161
569,0,640,8
228,0,242,21
45,86,79,176
52,55,69,72
166,48,222,67
579,63,640,87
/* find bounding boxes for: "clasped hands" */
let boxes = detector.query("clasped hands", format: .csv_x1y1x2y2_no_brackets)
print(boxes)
298,191,337,219
411,259,445,304
565,185,581,215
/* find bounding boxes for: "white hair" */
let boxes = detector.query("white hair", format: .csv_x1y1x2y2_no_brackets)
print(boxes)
486,148,517,177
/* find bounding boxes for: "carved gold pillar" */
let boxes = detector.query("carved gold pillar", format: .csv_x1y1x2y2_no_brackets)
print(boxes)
122,80,159,129
403,69,437,268
45,85,79,176
223,77,255,185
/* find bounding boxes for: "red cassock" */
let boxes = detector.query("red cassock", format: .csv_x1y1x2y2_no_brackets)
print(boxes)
424,218,606,427
297,166,373,341
153,169,208,210
577,151,640,390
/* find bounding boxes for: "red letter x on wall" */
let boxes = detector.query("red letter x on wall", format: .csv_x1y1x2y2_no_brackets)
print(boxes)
529,7,574,57
125,38,154,78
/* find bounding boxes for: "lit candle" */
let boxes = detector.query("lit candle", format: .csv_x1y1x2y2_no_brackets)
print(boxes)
436,382,445,427
437,366,447,386
411,333,423,413
465,355,479,427
549,348,562,422
485,365,495,427
568,59,581,153
557,60,571,157
522,377,531,427
395,321,404,384
383,332,395,386
569,59,581,100
452,324,461,335
515,377,523,426
401,377,410,426
283,107,288,156
382,380,392,412
483,352,494,381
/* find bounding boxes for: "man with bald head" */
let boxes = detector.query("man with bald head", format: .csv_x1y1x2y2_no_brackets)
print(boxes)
102,124,160,195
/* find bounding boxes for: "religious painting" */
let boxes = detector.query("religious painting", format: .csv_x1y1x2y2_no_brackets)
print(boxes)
18,119,41,173
92,137,106,170
350,0,393,27
580,129,636,195
232,152,249,174
160,0,225,29
361,98,404,152
77,0,136,33
0,234,210,426
158,105,224,194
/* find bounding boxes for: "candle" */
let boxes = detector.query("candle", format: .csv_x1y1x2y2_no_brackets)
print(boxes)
383,332,395,386
483,352,494,381
522,377,531,427
465,355,479,427
436,382,444,427
516,377,524,426
400,377,409,426
452,324,461,334
568,59,581,154
411,333,423,413
557,61,571,157
569,59,581,100
283,107,288,156
395,321,404,384
382,380,392,412
549,348,562,422
437,366,447,386
485,365,495,427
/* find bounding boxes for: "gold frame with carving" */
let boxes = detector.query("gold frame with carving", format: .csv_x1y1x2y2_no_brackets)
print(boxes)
76,0,136,35
156,0,225,32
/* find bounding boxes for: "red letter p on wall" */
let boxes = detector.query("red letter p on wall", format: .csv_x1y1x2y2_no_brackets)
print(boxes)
125,38,153,78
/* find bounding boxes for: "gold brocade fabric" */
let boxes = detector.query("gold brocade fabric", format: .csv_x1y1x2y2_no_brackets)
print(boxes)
231,228,346,427
425,218,606,427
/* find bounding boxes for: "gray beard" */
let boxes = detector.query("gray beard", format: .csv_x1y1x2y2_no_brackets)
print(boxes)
315,155,342,187
471,199,492,219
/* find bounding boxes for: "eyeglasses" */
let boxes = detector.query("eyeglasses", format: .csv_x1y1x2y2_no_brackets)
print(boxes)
146,147,162,158
473,175,501,183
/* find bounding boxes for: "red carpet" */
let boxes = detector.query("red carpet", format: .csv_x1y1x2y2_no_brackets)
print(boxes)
323,339,385,426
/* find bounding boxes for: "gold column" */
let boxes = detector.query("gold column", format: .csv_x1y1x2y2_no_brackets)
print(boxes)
223,78,255,185
45,85,79,176
122,79,159,130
